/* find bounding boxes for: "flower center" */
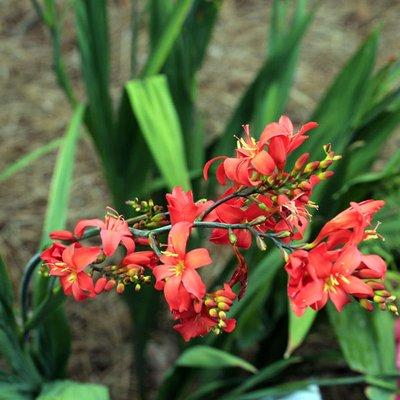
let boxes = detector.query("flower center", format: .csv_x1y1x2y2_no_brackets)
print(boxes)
174,261,185,276
324,274,349,293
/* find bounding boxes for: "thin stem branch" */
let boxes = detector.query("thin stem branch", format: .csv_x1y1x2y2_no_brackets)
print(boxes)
200,187,258,220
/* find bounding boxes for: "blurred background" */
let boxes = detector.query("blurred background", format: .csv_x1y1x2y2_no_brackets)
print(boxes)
1,1,400,399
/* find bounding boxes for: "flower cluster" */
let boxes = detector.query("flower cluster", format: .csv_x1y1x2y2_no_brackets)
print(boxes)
40,115,397,341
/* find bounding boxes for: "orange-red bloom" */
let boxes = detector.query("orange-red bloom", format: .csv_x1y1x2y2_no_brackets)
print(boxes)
152,222,212,312
44,243,100,301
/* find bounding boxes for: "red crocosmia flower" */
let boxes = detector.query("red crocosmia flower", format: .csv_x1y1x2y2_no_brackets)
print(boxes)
210,199,253,249
286,244,376,316
40,242,66,263
74,214,135,256
313,200,384,246
47,243,100,301
173,305,216,342
203,124,276,187
152,222,212,312
260,115,318,169
166,186,215,224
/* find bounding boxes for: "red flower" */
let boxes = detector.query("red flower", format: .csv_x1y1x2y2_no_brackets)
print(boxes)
204,124,276,187
152,222,212,311
166,186,215,224
40,242,66,263
173,284,237,341
260,115,317,169
45,243,100,301
285,243,386,316
313,200,384,246
74,214,135,256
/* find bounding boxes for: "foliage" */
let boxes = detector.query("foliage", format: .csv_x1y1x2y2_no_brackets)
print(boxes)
0,0,399,398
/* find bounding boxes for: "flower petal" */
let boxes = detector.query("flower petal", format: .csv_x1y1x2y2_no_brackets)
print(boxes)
185,248,212,269
182,269,206,300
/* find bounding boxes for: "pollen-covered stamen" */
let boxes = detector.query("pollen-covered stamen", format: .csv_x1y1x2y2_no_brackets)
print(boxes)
173,261,185,276
323,274,349,293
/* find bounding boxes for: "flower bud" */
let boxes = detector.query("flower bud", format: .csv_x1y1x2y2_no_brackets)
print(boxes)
104,280,116,291
304,161,320,174
256,236,267,251
294,153,309,171
228,229,237,245
317,171,334,180
218,302,230,311
116,282,125,294
134,284,141,292
209,308,218,318
218,311,227,320
359,299,374,311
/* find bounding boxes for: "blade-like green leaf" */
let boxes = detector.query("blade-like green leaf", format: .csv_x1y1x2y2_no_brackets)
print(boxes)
220,357,302,400
327,302,396,375
0,139,62,183
141,0,193,77
74,0,113,162
37,380,110,400
175,345,257,373
285,308,317,357
0,255,15,324
40,104,85,244
32,103,85,380
126,75,191,190
213,0,313,158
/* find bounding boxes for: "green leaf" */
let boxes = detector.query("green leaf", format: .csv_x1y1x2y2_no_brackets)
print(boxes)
126,75,191,190
0,139,62,183
213,0,313,158
74,0,113,162
366,386,396,400
0,255,15,323
175,345,257,373
220,357,302,400
236,375,368,400
141,0,193,77
304,31,379,158
33,104,85,380
37,380,110,400
285,308,317,357
327,302,396,375
0,382,33,400
40,104,85,245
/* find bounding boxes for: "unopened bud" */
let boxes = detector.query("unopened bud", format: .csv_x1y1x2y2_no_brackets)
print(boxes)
373,295,385,303
298,181,311,191
374,290,390,298
317,171,334,180
209,308,218,318
366,280,385,290
205,298,217,308
294,153,309,171
276,231,291,238
388,304,399,315
228,229,237,245
250,216,267,225
359,299,374,311
218,320,227,329
218,311,227,320
319,159,333,169
134,284,141,292
116,282,125,294
304,161,320,174
218,302,230,311
105,279,116,291
256,236,267,251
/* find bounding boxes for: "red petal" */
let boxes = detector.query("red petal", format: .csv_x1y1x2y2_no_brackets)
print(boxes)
50,230,76,241
164,275,182,310
74,219,104,237
72,246,101,271
185,248,212,269
250,150,276,175
168,222,192,257
100,230,122,256
329,287,349,312
203,156,226,181
182,269,206,299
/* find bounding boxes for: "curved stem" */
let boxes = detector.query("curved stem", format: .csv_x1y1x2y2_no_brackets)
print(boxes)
200,187,257,220
20,252,42,327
